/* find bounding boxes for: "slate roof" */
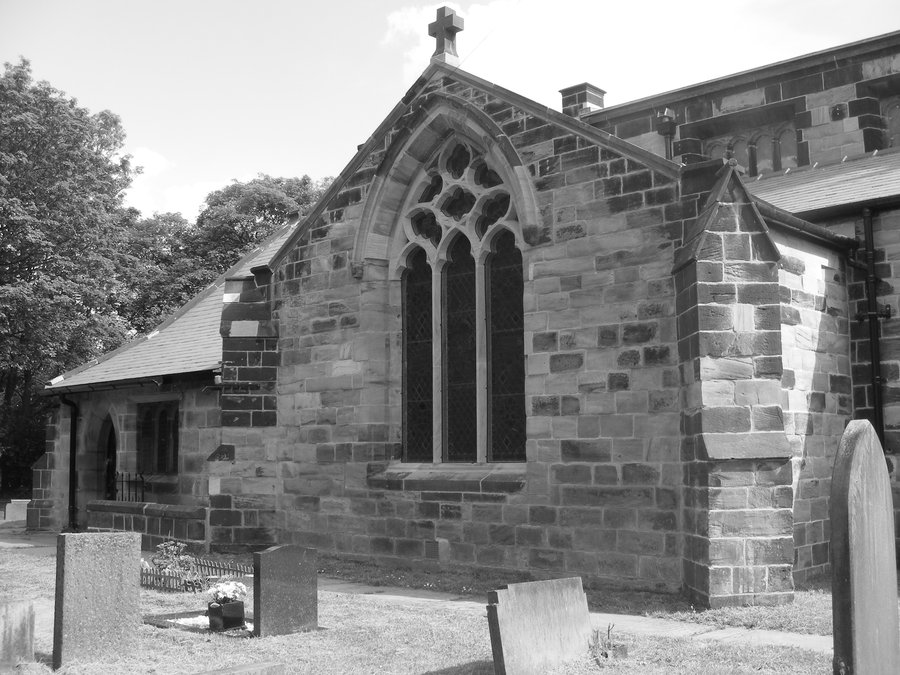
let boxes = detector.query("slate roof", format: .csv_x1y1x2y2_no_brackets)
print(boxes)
746,150,900,218
44,280,225,393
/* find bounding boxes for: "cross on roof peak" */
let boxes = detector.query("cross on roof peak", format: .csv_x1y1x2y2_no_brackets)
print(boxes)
428,6,464,66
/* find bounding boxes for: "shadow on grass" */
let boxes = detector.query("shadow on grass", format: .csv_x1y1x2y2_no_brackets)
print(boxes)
422,660,495,674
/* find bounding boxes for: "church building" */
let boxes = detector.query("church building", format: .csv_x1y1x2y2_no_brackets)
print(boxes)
28,10,900,608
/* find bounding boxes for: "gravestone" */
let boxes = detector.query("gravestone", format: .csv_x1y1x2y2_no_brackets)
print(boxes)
487,577,592,675
53,532,141,669
0,601,34,670
3,499,29,522
252,545,317,637
830,420,900,675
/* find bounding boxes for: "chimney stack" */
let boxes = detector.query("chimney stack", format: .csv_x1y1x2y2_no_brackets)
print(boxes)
559,83,605,118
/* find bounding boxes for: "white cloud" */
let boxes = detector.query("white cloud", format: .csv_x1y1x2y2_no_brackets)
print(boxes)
160,180,225,221
129,146,171,177
123,146,256,220
382,0,868,112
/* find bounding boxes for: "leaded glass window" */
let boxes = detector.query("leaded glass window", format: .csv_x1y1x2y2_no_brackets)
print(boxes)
399,140,525,463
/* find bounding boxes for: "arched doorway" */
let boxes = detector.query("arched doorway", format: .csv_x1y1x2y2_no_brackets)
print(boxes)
99,416,117,500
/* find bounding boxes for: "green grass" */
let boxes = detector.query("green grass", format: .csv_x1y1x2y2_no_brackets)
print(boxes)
0,547,837,674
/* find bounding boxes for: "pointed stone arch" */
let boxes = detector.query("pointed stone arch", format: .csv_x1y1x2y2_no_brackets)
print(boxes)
352,93,538,276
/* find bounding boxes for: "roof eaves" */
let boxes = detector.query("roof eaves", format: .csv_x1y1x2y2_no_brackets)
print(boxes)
582,29,900,124
267,63,445,273
42,369,220,396
752,196,860,251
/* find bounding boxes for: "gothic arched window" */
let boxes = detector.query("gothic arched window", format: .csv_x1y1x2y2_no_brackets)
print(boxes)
400,140,525,463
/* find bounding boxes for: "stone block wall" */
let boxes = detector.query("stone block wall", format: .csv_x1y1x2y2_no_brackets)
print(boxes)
582,34,900,176
27,382,220,531
676,162,795,607
205,424,284,552
220,272,278,428
86,500,207,552
269,72,687,591
27,411,61,530
774,231,851,582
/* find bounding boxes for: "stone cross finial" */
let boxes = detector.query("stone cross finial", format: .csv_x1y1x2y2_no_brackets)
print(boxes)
428,6,464,65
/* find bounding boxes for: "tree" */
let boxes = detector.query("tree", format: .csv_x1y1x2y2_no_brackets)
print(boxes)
183,174,327,279
0,59,135,493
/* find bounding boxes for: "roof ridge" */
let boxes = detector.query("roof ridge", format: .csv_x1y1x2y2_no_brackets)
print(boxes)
264,62,682,274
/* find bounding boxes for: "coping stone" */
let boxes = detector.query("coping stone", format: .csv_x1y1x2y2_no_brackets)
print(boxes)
487,577,592,675
253,545,317,637
52,531,141,669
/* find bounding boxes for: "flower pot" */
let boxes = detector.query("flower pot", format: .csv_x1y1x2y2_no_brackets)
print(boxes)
207,600,245,631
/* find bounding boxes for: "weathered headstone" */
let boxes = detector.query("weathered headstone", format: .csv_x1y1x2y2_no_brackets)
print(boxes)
252,545,317,637
3,499,29,522
0,601,34,670
487,577,592,675
830,420,900,675
53,532,141,669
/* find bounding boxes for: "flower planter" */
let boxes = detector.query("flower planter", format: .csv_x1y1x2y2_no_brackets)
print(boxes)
207,600,245,631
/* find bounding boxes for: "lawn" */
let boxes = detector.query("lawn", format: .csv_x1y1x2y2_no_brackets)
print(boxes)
0,545,835,674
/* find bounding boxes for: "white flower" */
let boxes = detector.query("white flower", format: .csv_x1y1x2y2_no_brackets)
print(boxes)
207,580,247,604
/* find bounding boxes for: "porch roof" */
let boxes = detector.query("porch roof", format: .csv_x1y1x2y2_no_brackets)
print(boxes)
44,281,224,394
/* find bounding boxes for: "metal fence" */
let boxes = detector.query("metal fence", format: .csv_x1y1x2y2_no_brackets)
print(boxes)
140,557,253,593
114,472,146,502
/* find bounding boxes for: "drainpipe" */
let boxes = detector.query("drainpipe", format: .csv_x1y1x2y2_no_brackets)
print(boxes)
861,208,888,446
59,395,80,530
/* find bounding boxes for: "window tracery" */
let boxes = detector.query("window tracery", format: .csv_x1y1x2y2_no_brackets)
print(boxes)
399,140,525,463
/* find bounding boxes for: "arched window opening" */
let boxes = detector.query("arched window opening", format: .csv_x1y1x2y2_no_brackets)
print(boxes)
777,128,798,171
398,138,525,464
444,235,478,462
99,415,117,500
403,248,434,462
885,100,900,148
487,230,525,461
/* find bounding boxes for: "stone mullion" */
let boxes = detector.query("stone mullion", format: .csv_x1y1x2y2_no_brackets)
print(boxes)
475,255,488,463
432,265,444,463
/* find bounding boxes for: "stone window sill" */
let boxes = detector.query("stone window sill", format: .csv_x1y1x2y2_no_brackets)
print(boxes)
366,462,526,494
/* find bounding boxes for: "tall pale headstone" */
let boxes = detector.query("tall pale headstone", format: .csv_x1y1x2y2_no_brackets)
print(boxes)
0,601,34,670
487,577,592,675
830,420,900,675
252,545,317,637
53,532,141,669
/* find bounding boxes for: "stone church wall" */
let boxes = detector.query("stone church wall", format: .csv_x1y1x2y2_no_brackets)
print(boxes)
270,76,687,591
773,231,851,583
28,383,219,533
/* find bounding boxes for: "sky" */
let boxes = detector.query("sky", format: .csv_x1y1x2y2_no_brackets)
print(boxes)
2,0,899,220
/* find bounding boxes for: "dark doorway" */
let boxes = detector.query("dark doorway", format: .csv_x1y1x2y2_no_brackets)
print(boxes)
100,417,117,500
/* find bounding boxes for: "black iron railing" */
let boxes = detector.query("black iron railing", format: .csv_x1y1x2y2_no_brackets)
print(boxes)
114,472,146,502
